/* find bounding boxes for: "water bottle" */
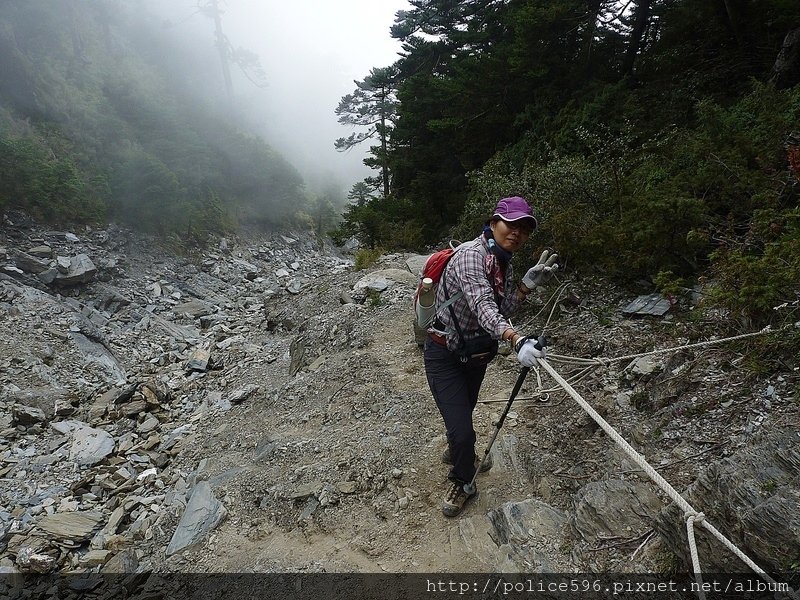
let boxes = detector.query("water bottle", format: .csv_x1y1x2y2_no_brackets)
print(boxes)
415,277,436,328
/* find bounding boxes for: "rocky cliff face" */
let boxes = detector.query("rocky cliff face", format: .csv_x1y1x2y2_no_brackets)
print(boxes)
0,212,797,592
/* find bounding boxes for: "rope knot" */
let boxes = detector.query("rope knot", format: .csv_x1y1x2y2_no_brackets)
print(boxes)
686,511,705,525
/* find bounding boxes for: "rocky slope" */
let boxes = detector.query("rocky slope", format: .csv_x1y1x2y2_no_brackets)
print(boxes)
0,212,798,590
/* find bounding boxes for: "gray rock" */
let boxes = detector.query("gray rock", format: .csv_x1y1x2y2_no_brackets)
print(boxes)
50,419,87,436
627,356,661,377
37,267,57,284
69,331,127,384
489,499,568,547
37,511,104,541
56,256,71,272
137,417,160,434
104,506,126,535
27,245,53,259
647,351,691,408
405,254,430,276
299,497,320,520
174,299,214,319
289,336,306,376
229,385,259,404
336,481,357,494
11,404,46,426
78,549,111,567
290,481,322,500
165,481,227,556
9,388,72,422
94,285,132,313
454,515,500,569
53,254,97,286
15,547,56,573
655,429,800,572
484,499,569,571
572,479,662,543
186,348,212,372
341,236,359,251
353,268,417,295
70,426,115,465
13,251,49,275
101,550,138,573
206,391,230,411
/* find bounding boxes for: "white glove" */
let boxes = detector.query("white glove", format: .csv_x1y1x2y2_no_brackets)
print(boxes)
515,336,546,368
522,249,559,289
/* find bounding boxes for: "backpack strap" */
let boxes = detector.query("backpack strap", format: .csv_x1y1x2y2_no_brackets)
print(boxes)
437,238,500,349
430,240,473,335
441,272,466,350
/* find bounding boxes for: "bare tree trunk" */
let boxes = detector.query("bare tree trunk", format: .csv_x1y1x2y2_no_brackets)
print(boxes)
67,0,87,65
621,0,651,78
583,0,604,69
771,27,800,90
721,0,744,46
380,112,390,199
210,0,234,105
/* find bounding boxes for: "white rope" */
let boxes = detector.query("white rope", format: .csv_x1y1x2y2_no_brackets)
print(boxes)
550,325,779,368
479,364,595,404
538,358,798,600
686,511,706,600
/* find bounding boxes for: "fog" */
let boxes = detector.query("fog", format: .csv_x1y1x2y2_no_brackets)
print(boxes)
148,0,410,199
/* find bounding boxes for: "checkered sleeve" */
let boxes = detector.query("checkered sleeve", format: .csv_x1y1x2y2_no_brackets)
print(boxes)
435,237,523,350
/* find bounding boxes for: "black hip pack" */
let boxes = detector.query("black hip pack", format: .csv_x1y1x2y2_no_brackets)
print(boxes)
456,332,498,366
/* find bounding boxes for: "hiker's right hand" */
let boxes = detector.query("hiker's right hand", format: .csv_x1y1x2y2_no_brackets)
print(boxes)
522,249,559,289
514,336,546,367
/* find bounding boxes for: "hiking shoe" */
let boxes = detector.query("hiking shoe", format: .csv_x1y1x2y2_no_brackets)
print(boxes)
442,482,476,517
441,447,493,472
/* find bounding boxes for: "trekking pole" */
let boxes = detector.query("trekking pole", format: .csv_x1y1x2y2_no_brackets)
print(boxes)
463,366,530,495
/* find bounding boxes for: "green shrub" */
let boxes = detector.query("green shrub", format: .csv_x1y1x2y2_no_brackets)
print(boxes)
0,131,105,223
706,207,800,325
354,248,382,271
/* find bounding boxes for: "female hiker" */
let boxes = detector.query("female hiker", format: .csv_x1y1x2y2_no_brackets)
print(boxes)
424,196,557,517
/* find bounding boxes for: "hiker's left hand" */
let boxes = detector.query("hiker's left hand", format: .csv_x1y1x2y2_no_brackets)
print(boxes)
515,336,546,367
522,249,558,290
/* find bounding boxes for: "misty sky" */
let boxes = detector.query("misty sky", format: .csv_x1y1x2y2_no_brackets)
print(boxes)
186,0,411,197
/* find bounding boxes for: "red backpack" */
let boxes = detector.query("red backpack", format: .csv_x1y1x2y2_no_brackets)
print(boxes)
414,247,455,304
413,242,463,328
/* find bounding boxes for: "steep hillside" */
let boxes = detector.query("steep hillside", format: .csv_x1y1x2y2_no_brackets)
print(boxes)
0,1,305,235
1,214,798,597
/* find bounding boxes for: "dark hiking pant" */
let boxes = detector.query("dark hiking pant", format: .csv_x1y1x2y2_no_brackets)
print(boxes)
424,338,488,484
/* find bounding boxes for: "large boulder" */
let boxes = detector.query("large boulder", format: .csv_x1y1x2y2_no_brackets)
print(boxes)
655,429,800,572
52,254,97,286
353,268,417,293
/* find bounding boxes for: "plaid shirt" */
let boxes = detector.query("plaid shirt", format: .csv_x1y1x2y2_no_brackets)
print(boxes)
432,235,523,352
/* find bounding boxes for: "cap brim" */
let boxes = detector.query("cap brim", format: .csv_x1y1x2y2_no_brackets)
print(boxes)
494,212,538,229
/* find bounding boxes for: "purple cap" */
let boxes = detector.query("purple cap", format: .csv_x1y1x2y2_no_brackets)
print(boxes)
493,196,538,229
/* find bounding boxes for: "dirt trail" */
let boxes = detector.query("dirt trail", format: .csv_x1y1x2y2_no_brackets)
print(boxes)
168,280,551,573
